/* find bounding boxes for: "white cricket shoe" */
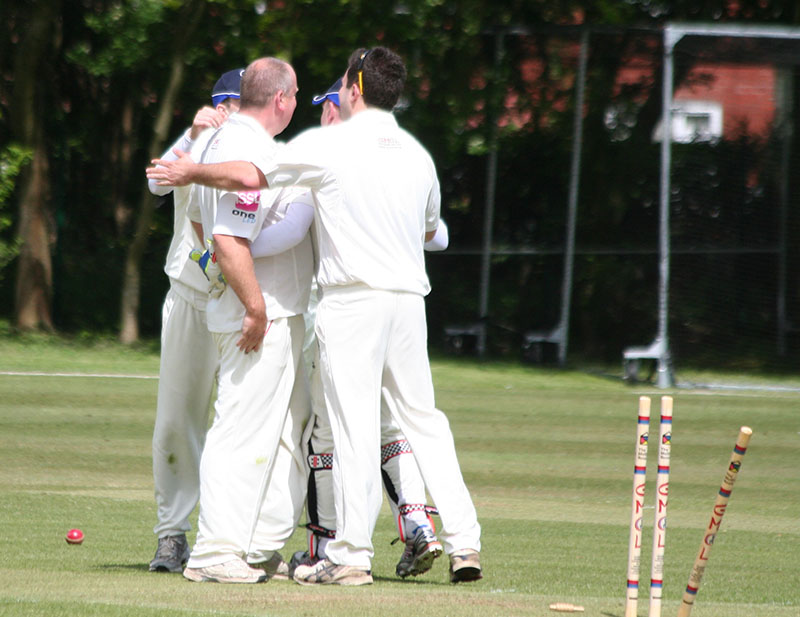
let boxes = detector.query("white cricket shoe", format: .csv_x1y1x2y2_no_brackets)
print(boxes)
449,549,483,583
183,557,267,584
293,558,373,586
249,551,290,580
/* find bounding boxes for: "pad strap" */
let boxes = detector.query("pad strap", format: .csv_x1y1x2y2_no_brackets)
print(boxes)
398,503,439,517
305,522,336,539
395,505,440,541
381,439,413,464
307,452,333,470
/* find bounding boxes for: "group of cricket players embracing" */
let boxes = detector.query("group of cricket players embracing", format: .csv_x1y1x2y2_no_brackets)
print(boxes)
144,45,482,587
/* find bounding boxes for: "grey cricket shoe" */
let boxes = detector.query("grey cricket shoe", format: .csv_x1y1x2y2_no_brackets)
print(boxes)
249,551,289,581
449,549,483,583
149,534,190,573
396,525,443,578
293,558,373,586
183,557,268,583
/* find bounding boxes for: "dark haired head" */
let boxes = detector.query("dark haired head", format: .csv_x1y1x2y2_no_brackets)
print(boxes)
344,47,407,111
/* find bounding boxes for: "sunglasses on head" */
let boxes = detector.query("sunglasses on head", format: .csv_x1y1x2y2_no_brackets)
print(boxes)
357,49,372,95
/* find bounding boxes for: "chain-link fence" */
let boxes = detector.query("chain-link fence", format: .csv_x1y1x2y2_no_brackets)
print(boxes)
427,23,800,384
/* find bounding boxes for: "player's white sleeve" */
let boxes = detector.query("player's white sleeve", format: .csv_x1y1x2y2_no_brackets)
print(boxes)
260,130,330,191
424,219,449,252
148,128,194,196
424,171,442,233
250,201,314,258
212,191,264,241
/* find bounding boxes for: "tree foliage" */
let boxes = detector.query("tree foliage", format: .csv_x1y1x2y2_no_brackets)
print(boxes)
0,145,29,281
1,0,799,365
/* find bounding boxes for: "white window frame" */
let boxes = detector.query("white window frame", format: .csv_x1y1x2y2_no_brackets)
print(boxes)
653,100,723,143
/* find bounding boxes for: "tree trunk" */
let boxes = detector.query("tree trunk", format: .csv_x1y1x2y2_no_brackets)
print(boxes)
11,1,59,331
118,0,205,343
119,188,156,343
113,98,136,236
15,141,54,331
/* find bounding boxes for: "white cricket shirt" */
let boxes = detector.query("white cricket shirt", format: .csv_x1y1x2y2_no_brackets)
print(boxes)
260,109,440,296
193,113,313,333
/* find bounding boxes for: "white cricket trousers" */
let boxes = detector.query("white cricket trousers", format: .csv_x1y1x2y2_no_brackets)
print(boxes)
247,360,310,563
317,285,481,568
188,315,308,567
152,281,217,538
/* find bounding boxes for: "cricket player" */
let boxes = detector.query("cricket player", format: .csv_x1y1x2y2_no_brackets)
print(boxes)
181,57,312,584
147,47,483,586
290,78,452,580
145,68,242,574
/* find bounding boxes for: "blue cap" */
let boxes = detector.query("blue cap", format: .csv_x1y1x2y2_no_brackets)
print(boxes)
312,78,342,107
211,68,244,106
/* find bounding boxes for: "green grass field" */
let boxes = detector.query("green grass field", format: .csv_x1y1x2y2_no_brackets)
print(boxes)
0,334,797,616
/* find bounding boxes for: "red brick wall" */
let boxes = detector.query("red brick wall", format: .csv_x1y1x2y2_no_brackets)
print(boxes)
674,64,776,138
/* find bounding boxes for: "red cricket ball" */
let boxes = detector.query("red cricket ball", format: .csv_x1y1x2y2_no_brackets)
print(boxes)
65,528,84,544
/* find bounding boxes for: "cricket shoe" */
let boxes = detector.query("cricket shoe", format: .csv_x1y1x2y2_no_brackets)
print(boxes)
288,550,322,577
183,556,268,584
149,534,190,573
293,558,373,586
249,552,290,581
396,525,443,578
448,549,483,583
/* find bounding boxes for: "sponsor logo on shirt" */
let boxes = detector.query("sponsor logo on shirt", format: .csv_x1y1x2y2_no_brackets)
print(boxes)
229,191,258,223
377,136,401,149
235,191,260,212
233,209,256,222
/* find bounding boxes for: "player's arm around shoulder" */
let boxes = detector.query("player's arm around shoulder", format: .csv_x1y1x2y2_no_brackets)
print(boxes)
261,127,334,190
147,106,226,196
147,138,267,191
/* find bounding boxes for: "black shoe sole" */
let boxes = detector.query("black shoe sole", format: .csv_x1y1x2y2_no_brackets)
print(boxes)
450,566,483,583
